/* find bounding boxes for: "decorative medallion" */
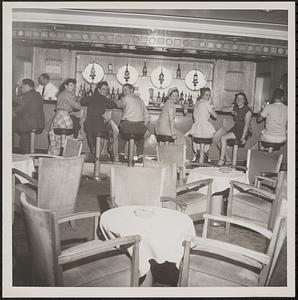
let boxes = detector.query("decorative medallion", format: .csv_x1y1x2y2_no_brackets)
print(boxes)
184,69,206,91
82,61,104,84
116,64,138,85
151,66,172,89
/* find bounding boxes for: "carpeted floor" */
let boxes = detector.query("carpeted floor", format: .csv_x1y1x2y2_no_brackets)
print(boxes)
12,176,287,287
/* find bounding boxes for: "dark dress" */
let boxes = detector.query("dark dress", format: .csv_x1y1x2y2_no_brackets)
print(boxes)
228,105,252,140
80,92,117,136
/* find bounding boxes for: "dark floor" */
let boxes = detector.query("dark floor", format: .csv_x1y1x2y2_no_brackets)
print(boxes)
12,174,287,287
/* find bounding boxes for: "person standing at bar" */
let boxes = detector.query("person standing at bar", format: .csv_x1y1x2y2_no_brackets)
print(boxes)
117,83,150,163
155,87,179,142
48,78,81,155
36,73,59,100
80,81,117,160
13,79,45,154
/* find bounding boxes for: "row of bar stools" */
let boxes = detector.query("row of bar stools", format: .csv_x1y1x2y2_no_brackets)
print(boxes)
156,135,175,145
192,137,213,165
226,139,245,166
53,128,74,156
259,141,285,153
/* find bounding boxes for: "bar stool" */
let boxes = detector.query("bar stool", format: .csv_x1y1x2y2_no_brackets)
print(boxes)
122,133,144,167
259,141,285,153
193,137,213,165
156,135,175,145
227,139,244,166
30,130,36,154
53,128,74,156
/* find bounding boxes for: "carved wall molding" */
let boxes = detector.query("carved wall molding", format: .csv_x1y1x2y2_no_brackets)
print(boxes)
12,28,287,59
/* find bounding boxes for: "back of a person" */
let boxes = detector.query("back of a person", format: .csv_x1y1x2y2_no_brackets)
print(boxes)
194,99,210,122
155,100,175,135
265,102,287,138
122,93,145,122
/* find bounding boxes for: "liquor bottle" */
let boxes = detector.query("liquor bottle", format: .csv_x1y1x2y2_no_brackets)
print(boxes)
107,87,111,99
77,85,83,98
82,84,87,97
111,87,115,100
176,64,182,79
184,93,187,102
116,88,120,100
156,91,161,106
142,60,147,76
108,63,113,73
88,84,93,96
179,91,184,106
161,92,166,103
189,95,193,107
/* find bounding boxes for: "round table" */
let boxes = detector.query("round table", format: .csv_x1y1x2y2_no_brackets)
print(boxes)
12,154,35,183
186,166,248,226
100,205,195,278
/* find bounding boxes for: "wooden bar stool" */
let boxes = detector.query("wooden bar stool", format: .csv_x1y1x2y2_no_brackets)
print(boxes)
259,141,285,153
227,139,244,166
122,133,144,166
155,135,175,145
30,130,36,154
193,137,213,165
53,128,74,156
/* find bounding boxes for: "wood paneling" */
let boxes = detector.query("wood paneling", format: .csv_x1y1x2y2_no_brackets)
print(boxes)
213,60,256,111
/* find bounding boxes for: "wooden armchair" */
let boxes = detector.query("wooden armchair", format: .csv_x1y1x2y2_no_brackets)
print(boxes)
29,138,83,167
225,171,286,233
234,149,283,190
20,192,140,287
107,166,166,208
178,199,287,287
143,158,213,222
12,155,85,218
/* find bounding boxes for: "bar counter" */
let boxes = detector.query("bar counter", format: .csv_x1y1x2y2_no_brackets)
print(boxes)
14,100,287,162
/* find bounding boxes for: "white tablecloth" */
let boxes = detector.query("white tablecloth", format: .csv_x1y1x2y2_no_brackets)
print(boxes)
186,166,248,194
12,154,35,184
100,205,195,277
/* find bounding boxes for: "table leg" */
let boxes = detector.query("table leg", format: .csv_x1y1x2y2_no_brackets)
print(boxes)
210,194,224,227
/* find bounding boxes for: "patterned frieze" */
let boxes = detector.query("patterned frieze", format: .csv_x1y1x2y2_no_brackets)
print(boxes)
12,28,287,58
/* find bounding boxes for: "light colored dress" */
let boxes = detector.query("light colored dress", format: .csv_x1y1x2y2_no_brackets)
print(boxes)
190,99,216,138
155,100,176,136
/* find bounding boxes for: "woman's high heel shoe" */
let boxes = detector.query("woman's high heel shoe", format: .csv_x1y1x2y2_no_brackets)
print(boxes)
217,159,225,167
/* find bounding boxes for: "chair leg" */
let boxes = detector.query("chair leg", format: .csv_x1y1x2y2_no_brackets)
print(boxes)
30,130,36,154
128,139,134,167
199,143,205,164
232,145,238,166
94,136,101,180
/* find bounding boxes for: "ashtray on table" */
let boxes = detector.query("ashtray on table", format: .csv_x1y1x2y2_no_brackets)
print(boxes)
133,208,155,218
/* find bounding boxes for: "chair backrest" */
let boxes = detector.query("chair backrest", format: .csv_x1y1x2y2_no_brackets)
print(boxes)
246,149,283,184
37,155,85,217
143,158,177,198
63,138,83,157
20,192,61,286
110,166,166,207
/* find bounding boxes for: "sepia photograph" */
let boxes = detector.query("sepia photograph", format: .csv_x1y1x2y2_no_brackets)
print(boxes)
2,1,295,298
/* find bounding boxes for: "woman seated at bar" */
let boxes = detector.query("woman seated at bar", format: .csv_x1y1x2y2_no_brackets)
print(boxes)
257,87,287,150
80,81,117,160
154,87,179,143
218,92,252,166
48,78,81,155
189,87,217,163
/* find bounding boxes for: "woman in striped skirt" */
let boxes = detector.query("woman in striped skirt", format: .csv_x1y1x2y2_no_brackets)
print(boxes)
48,78,81,155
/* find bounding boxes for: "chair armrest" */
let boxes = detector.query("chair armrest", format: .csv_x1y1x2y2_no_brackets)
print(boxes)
12,168,38,187
160,196,187,210
254,175,277,185
106,196,117,209
188,236,270,266
29,154,62,159
58,234,141,265
176,179,212,194
203,213,273,239
230,180,275,201
58,211,101,225
259,172,278,177
15,184,37,205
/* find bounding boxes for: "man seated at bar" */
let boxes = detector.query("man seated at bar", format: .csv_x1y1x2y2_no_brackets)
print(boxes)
80,81,117,160
257,87,288,150
36,73,59,100
116,83,150,164
13,79,45,154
